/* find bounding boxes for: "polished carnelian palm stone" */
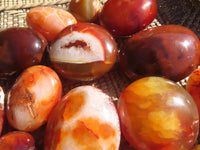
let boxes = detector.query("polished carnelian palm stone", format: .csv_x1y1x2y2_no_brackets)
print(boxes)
0,27,47,78
118,77,199,150
186,68,200,120
69,0,100,22
26,7,77,41
49,23,118,81
0,131,35,149
44,86,120,150
120,25,200,82
100,0,157,37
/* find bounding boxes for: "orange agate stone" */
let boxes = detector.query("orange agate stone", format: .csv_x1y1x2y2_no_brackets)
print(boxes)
118,77,199,150
26,7,77,41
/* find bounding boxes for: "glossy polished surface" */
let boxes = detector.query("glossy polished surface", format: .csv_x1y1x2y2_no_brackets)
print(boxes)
0,131,35,150
99,0,157,37
0,27,47,78
7,65,62,131
0,86,4,136
186,68,200,118
49,23,118,81
44,86,120,150
120,25,200,82
26,7,77,41
118,77,199,150
69,0,100,22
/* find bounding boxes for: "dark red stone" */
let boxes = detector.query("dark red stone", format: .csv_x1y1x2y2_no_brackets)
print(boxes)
99,0,157,37
0,27,47,78
120,25,200,82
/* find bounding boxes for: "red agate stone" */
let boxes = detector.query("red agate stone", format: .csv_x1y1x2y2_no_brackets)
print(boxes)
120,25,200,82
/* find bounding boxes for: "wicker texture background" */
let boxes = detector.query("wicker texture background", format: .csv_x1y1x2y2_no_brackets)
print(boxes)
156,0,200,38
0,0,200,149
